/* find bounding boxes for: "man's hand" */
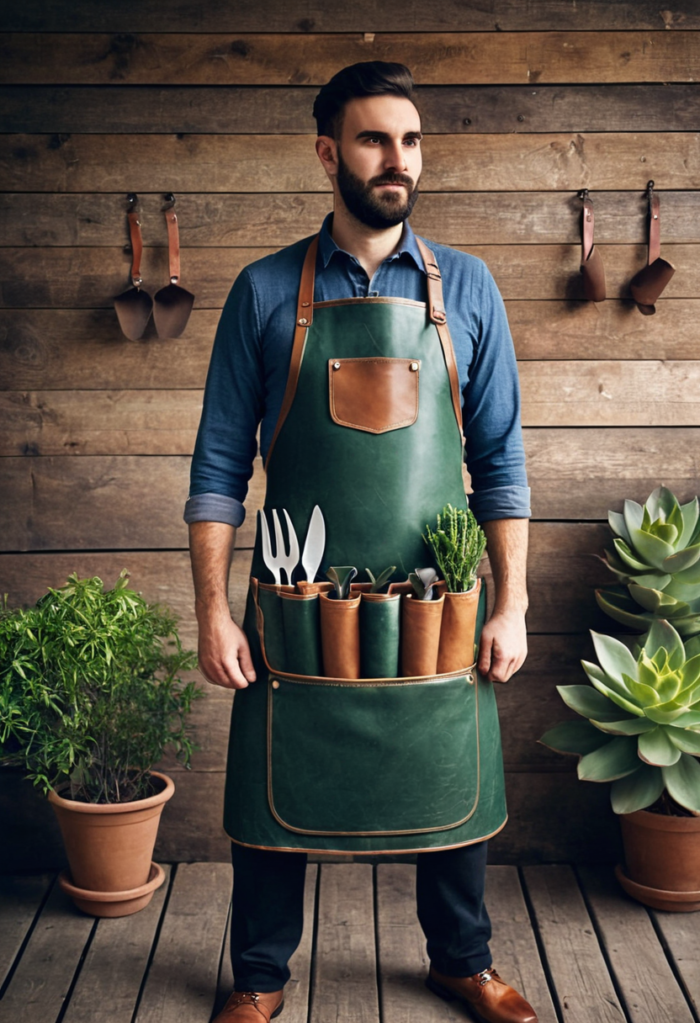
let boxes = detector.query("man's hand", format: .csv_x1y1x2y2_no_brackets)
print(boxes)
188,520,256,690
477,607,527,683
478,518,529,683
197,610,257,690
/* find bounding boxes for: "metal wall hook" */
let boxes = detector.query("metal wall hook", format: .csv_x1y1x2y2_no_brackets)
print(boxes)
163,192,176,209
578,188,590,202
126,192,139,208
646,180,655,197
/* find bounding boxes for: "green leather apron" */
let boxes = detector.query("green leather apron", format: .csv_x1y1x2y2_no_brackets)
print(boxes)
223,235,507,853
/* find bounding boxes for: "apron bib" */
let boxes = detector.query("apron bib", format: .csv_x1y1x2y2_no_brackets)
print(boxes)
223,236,507,853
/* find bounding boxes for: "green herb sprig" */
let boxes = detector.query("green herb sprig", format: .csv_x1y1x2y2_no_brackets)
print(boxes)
423,504,487,593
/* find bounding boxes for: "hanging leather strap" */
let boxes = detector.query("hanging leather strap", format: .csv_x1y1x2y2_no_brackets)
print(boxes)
265,235,319,469
648,192,661,266
127,210,144,288
581,195,595,263
165,209,181,284
415,237,463,434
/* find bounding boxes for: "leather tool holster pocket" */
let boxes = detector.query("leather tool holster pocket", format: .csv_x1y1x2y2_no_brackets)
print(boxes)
401,592,446,677
359,592,401,679
328,357,420,434
437,580,482,675
319,591,362,679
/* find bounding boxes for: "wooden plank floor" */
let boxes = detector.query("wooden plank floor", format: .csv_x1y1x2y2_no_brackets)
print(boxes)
1,863,698,1023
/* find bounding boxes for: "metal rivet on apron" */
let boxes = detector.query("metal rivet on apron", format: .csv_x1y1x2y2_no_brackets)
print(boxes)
410,362,418,371
465,673,474,685
333,361,341,370
301,301,310,307
271,679,280,689
298,317,309,326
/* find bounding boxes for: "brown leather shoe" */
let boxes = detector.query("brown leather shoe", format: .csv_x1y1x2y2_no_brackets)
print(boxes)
211,990,284,1023
426,966,537,1023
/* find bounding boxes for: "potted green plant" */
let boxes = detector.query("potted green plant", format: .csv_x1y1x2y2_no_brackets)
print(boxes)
424,504,487,674
541,616,700,910
0,571,199,917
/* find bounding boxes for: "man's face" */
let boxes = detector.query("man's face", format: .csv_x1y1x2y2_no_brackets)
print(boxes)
331,94,422,229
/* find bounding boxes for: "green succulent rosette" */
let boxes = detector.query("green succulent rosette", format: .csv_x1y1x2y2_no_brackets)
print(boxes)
540,619,700,815
597,487,700,637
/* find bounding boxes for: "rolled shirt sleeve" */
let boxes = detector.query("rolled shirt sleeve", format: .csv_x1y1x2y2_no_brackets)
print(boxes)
186,269,264,527
461,260,531,522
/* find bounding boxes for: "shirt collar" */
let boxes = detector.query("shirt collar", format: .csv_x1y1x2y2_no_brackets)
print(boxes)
318,212,425,273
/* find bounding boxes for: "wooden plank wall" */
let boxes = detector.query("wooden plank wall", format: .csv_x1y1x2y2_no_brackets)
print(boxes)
1,0,699,868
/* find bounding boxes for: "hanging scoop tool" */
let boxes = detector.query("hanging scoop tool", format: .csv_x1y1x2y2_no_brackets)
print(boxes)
114,193,153,340
630,181,675,316
578,190,605,303
153,193,195,338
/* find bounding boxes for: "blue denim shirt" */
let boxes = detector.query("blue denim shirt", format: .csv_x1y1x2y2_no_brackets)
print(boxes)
185,214,530,527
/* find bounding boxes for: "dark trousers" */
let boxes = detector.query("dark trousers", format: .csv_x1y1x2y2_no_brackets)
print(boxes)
230,841,492,992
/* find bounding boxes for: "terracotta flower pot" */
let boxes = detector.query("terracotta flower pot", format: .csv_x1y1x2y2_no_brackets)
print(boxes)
616,808,700,912
436,580,481,675
48,770,174,915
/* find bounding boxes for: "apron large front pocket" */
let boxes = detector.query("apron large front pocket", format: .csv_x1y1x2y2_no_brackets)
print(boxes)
266,672,480,837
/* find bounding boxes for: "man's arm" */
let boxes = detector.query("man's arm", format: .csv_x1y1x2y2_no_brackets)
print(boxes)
189,521,257,690
477,518,529,683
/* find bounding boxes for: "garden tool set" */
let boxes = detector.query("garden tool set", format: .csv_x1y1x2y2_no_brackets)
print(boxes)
255,504,480,682
114,193,194,340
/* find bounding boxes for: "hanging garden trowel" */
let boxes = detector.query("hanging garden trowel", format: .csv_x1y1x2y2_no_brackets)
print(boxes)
301,505,326,584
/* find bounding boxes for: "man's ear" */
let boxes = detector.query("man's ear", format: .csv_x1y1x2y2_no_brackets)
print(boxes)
315,135,338,179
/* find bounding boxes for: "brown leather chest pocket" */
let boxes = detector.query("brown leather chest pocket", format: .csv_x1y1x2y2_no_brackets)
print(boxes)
328,357,420,434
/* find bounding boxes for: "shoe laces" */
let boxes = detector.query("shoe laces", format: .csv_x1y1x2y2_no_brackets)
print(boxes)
477,968,501,986
230,993,265,1017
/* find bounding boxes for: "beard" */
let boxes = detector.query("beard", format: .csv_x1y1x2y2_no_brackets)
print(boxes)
336,150,420,229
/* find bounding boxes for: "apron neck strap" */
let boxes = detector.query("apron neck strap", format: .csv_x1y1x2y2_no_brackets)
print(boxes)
415,237,447,325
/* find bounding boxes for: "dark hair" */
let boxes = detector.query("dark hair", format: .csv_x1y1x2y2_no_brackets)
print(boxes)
313,61,416,138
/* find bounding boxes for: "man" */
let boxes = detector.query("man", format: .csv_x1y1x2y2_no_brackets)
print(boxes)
185,62,535,1023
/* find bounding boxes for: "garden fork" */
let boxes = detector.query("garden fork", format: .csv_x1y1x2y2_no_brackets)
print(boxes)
258,508,300,585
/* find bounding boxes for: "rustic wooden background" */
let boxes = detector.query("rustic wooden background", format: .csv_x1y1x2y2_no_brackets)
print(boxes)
2,0,699,869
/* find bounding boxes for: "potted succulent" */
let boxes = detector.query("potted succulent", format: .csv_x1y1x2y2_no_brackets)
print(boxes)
542,486,700,912
596,487,700,637
0,571,199,917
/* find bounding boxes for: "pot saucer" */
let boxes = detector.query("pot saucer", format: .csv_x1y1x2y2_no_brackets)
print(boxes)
59,861,165,918
615,863,700,913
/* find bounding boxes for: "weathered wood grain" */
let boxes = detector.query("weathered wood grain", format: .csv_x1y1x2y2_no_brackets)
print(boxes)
2,32,698,86
492,773,622,864
577,865,696,1023
4,191,700,247
2,245,698,308
0,310,218,390
507,299,700,362
0,880,95,1021
0,873,53,991
134,862,231,1023
311,863,379,1023
520,362,700,427
2,134,699,193
0,390,204,456
2,0,698,33
3,303,700,395
3,84,700,134
522,865,625,1023
62,867,172,1023
650,910,700,1017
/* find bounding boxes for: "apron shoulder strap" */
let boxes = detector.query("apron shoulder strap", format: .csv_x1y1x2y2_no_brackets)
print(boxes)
415,237,464,435
266,235,319,469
